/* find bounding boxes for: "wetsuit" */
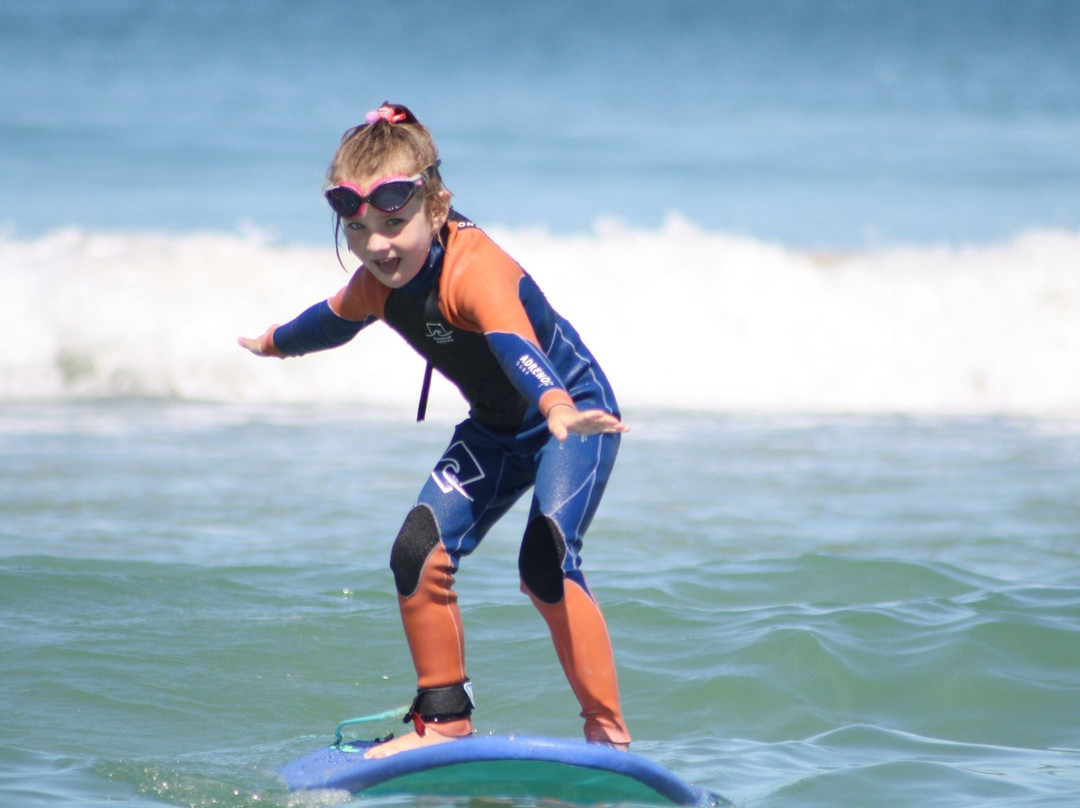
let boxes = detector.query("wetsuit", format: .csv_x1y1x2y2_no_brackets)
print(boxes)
270,212,630,745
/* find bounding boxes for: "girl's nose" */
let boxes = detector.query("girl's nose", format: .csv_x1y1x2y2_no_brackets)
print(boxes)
366,231,392,254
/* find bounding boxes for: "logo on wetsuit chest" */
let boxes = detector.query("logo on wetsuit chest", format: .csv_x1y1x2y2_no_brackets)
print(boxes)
425,323,454,344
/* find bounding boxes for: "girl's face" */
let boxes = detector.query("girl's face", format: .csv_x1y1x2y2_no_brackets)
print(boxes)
341,171,447,288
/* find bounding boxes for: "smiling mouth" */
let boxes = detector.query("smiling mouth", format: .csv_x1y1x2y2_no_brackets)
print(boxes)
375,257,400,273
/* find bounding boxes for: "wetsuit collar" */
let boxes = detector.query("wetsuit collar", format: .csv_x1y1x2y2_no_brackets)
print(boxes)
400,238,445,296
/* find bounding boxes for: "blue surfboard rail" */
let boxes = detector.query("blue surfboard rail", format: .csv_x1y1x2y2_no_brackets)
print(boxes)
281,734,723,806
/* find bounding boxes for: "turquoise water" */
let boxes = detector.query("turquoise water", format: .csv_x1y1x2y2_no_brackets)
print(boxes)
2,402,1079,807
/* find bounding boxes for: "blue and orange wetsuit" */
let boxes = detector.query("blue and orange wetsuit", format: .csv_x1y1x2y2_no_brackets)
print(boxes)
269,212,630,746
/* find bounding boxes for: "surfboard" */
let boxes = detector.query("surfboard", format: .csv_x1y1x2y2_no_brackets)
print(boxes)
281,734,723,806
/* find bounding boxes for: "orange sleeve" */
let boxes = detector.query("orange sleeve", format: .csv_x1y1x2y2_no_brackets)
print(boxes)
440,224,577,418
329,268,391,322
438,225,542,346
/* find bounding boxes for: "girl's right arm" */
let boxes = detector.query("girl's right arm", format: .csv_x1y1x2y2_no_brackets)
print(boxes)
236,323,283,357
237,298,374,358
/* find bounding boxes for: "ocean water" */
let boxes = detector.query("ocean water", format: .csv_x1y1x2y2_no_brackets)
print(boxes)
3,0,1079,246
3,2,1080,807
2,405,1080,808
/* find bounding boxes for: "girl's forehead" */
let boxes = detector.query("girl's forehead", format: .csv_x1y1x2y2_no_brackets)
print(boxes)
342,158,417,188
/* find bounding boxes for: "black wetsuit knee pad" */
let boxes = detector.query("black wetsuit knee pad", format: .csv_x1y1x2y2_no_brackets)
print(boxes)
519,515,567,605
390,505,441,597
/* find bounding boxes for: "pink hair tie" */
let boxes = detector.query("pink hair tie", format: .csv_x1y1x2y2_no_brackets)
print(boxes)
365,105,408,125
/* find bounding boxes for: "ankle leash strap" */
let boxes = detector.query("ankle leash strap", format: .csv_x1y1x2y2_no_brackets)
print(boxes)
404,679,475,736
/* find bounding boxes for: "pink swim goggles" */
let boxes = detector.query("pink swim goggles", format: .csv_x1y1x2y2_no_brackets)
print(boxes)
325,102,441,218
325,173,428,218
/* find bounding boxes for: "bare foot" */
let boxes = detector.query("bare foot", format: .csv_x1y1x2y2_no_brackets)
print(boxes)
364,720,472,759
594,740,630,752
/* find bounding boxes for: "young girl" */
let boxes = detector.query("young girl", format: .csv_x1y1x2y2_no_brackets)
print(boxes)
238,103,631,758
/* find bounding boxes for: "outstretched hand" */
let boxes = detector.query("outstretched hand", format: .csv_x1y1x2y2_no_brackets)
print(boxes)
547,404,629,442
236,325,280,357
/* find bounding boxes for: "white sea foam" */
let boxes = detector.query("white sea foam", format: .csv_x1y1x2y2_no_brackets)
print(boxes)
3,220,1079,417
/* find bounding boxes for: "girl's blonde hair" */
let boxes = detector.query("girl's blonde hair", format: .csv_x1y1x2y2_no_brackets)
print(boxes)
326,103,450,227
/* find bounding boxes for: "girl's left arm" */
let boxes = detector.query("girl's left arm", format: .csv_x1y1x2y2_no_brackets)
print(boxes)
544,402,629,441
460,268,626,439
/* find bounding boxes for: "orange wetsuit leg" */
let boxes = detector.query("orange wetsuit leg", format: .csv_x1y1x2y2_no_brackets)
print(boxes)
525,577,631,746
397,542,473,737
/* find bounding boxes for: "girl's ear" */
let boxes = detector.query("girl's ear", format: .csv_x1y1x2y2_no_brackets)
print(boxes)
428,189,452,230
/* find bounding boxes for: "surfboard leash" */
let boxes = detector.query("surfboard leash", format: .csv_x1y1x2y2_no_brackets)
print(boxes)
333,705,411,748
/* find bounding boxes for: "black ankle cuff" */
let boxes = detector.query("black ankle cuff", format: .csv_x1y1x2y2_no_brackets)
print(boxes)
404,679,475,724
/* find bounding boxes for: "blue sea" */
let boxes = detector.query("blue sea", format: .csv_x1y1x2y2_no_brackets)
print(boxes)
2,2,1079,807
